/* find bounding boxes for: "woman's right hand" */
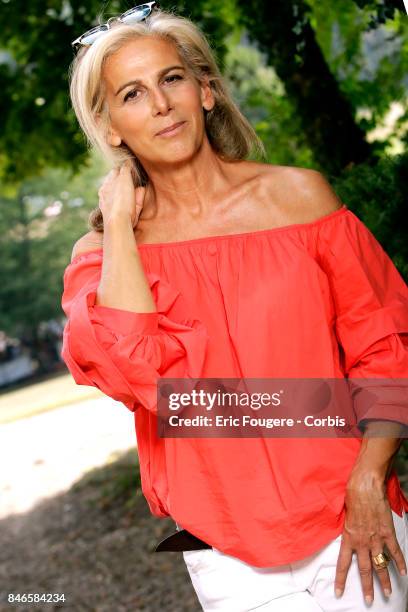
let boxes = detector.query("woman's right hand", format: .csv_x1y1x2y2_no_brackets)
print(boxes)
98,159,147,229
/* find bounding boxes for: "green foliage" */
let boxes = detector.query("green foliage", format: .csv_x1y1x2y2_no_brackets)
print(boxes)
0,151,107,334
352,0,403,29
234,0,374,174
307,0,408,144
223,35,316,168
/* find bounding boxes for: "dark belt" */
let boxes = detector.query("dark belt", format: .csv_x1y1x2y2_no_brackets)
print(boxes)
154,528,212,552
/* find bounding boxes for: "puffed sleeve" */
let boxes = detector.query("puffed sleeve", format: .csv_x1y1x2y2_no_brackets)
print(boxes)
315,209,408,428
60,250,209,414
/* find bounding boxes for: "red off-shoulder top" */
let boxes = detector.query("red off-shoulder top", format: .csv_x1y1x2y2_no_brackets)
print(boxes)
60,204,408,567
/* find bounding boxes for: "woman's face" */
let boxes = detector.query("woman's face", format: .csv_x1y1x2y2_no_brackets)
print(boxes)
101,35,215,168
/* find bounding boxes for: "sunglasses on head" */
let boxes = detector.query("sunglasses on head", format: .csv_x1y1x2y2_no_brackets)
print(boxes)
71,1,159,52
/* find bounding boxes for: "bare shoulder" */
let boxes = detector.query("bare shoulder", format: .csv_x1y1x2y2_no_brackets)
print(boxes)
285,166,343,215
71,230,103,262
255,163,344,224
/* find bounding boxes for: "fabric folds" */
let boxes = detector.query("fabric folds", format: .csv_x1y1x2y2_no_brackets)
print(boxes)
61,250,209,413
315,210,408,427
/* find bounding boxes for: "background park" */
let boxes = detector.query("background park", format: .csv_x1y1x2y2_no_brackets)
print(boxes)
0,0,407,610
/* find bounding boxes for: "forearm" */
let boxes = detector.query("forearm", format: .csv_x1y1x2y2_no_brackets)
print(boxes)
349,420,404,483
95,214,156,313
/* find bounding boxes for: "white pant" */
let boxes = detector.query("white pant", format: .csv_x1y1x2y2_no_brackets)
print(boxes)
180,511,408,611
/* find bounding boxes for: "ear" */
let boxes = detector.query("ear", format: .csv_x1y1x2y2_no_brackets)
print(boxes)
200,75,215,112
95,112,122,147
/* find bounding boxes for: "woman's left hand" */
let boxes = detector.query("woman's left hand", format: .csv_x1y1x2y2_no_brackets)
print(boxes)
334,468,407,605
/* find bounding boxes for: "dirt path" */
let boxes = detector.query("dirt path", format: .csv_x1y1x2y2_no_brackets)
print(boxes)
0,397,200,611
0,396,136,520
0,449,200,612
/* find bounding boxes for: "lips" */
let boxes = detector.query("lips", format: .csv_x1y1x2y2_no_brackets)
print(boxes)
155,121,185,136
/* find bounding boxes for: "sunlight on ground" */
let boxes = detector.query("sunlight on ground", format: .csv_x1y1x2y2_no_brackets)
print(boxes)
0,372,102,424
0,395,136,520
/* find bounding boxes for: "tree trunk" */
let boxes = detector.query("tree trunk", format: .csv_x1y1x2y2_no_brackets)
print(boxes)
235,0,373,176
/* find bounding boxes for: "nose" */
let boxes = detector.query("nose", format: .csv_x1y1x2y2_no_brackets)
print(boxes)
150,86,172,115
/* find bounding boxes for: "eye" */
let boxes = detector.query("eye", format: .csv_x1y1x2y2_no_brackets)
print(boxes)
124,89,139,102
164,74,183,84
123,75,183,102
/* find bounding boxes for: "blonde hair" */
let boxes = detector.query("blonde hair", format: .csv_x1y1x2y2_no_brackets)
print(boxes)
68,6,266,232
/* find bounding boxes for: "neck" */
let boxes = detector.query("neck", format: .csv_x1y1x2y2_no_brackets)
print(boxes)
141,138,236,220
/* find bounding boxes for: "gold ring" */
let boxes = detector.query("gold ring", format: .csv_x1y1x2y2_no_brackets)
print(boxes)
372,551,390,570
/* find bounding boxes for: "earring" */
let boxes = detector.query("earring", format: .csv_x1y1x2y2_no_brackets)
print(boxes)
108,131,122,147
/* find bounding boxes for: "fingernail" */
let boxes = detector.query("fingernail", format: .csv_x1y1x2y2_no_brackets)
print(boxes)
365,595,373,605
335,588,343,598
384,589,391,597
401,569,407,576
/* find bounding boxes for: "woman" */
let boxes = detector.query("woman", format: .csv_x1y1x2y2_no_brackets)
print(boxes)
61,3,408,610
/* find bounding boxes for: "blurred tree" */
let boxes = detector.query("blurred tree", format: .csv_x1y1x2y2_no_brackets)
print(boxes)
223,36,316,168
307,0,408,157
352,0,403,29
235,0,369,176
0,150,106,336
